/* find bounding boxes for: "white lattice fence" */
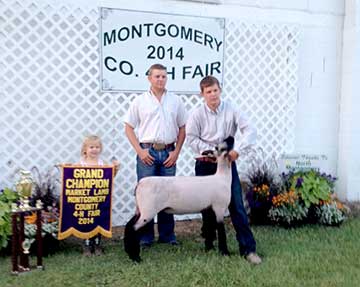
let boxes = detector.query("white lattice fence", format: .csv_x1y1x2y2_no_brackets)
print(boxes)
224,21,299,164
0,0,299,226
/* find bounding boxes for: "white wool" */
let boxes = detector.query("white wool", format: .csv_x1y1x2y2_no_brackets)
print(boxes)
133,151,232,231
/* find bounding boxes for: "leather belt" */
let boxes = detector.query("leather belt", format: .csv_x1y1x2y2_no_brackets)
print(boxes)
141,142,175,151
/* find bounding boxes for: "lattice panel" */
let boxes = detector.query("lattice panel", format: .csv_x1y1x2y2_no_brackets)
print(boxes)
224,20,299,173
0,0,299,226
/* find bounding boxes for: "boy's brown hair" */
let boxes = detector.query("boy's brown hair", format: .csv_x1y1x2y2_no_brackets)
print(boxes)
147,64,167,76
200,75,221,92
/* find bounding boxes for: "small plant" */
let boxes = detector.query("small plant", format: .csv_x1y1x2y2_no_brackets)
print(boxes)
0,188,19,250
24,166,61,254
315,199,346,226
30,166,60,209
268,189,308,226
25,208,59,247
245,148,280,224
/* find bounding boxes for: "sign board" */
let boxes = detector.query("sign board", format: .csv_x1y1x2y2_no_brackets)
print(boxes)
278,154,336,176
100,8,225,92
58,166,114,240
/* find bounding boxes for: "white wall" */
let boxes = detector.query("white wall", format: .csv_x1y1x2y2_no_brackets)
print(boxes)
337,0,360,201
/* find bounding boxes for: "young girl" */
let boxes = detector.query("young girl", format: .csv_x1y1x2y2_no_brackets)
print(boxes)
79,135,119,256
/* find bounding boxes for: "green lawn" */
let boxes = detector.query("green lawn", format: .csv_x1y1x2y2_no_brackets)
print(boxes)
1,218,360,287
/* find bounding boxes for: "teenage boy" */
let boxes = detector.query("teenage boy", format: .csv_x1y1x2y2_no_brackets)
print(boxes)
186,75,262,265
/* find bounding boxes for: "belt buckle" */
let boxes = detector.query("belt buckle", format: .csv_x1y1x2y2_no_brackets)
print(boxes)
153,143,166,150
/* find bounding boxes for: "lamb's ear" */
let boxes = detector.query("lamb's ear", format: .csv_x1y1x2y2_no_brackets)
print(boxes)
224,136,234,151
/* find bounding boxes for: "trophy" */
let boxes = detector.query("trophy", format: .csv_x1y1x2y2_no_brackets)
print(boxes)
22,239,32,255
16,170,33,210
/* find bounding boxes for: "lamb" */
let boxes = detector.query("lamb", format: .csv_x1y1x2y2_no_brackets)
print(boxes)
124,137,234,262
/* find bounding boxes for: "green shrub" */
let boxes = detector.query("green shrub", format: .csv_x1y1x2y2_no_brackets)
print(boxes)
292,170,333,208
0,188,19,249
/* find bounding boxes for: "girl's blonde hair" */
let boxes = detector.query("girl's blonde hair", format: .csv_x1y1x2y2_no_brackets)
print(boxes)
81,135,103,158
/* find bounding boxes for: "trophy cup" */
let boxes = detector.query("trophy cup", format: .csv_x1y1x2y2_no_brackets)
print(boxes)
16,170,33,210
20,239,31,271
22,239,31,255
11,170,45,275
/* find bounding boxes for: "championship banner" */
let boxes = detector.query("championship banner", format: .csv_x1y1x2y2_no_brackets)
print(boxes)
58,165,114,240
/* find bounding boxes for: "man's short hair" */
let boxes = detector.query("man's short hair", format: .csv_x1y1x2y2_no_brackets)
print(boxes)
147,64,167,76
200,76,221,92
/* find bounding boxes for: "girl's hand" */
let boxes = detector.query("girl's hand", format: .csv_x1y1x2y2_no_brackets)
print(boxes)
112,159,120,172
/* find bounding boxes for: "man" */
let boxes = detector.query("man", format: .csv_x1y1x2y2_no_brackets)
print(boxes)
124,64,186,247
186,75,262,265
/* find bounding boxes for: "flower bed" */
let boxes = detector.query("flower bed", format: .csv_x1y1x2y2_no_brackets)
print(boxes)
245,150,347,227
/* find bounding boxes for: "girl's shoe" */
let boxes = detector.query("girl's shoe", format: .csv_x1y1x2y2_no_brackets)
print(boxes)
94,246,104,256
83,246,92,257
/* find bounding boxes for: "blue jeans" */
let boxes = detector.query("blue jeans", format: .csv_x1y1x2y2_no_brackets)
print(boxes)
136,144,177,244
195,160,256,255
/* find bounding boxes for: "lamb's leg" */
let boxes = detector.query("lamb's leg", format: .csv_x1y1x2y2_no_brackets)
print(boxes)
216,222,230,256
124,212,155,263
213,207,230,256
124,214,142,262
201,208,217,251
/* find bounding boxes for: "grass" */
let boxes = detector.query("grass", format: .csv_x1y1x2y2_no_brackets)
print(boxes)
1,218,360,287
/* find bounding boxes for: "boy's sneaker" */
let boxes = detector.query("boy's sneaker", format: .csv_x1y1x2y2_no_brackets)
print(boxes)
245,252,262,265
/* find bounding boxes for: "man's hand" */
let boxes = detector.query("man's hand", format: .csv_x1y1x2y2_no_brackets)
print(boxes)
228,150,239,162
164,150,179,168
138,149,155,166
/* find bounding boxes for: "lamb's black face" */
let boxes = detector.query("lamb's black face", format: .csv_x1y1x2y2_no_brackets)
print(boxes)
215,142,229,158
215,136,234,158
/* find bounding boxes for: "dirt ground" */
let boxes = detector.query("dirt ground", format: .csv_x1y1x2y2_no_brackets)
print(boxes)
111,217,237,241
112,218,206,240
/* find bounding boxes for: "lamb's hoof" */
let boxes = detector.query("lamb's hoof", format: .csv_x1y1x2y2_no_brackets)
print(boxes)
130,255,142,263
220,249,230,256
